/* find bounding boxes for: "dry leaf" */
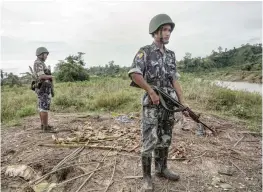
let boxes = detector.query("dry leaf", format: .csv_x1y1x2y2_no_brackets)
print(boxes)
33,182,57,192
113,125,121,130
107,151,118,156
219,183,232,190
239,183,245,189
211,176,221,187
51,135,57,141
5,165,37,181
84,126,93,130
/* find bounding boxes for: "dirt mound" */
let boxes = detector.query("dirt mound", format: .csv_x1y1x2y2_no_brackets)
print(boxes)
1,112,262,192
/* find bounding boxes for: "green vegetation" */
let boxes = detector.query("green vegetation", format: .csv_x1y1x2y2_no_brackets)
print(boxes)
0,70,22,87
1,43,261,87
54,52,90,82
1,43,262,131
186,68,262,83
177,43,262,72
177,43,262,83
1,75,261,132
180,74,261,128
87,60,130,77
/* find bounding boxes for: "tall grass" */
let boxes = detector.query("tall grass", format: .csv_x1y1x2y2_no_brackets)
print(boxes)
180,75,262,124
1,86,37,124
1,75,261,131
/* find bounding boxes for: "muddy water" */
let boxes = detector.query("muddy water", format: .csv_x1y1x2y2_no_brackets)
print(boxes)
214,80,262,95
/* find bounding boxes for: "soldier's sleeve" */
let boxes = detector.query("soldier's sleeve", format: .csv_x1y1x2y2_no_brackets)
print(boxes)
170,51,180,81
33,60,45,78
128,49,146,78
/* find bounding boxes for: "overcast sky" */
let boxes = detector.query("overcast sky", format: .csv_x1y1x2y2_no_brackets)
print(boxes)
1,0,262,75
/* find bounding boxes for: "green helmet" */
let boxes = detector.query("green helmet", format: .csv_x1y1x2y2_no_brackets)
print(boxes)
36,47,49,56
149,14,175,34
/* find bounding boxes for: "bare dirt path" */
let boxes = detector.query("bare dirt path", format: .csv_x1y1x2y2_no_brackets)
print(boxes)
1,112,262,192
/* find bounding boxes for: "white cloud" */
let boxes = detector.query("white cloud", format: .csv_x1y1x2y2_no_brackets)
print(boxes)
1,1,262,75
28,21,45,25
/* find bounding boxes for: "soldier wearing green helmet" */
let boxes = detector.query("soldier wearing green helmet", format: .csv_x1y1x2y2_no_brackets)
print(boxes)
36,47,49,56
33,46,56,133
128,14,190,191
149,13,175,41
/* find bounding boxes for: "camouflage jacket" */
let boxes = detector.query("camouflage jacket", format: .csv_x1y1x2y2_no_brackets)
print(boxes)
33,58,48,80
128,42,179,87
33,58,53,94
128,42,180,106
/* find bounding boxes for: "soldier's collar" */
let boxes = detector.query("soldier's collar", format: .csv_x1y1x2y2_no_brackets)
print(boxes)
151,42,169,53
36,57,45,62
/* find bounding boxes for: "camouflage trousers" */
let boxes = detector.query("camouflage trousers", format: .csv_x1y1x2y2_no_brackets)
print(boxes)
141,105,176,157
35,81,52,112
140,87,179,157
37,93,51,112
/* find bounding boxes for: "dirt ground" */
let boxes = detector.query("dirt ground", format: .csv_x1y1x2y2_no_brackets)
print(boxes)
1,111,262,192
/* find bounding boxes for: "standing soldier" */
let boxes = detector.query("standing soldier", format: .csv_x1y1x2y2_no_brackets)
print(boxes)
33,47,56,133
128,14,189,191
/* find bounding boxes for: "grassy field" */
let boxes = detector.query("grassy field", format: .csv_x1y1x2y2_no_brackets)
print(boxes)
1,74,262,131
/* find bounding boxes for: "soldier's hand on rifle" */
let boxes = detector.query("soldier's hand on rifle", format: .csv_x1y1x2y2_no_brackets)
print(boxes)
149,90,160,105
182,110,189,117
40,74,53,81
182,103,190,117
47,75,53,81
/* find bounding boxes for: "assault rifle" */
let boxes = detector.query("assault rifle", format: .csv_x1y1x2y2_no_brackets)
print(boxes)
152,86,216,136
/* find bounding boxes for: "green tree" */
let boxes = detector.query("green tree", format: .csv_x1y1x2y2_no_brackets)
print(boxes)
87,60,124,77
176,43,262,73
1,72,22,87
55,52,90,82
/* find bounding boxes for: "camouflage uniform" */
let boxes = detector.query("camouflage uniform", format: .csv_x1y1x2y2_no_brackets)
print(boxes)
128,42,179,157
129,14,180,191
33,58,52,112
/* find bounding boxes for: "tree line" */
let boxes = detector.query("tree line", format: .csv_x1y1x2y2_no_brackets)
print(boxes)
1,43,261,87
177,43,262,72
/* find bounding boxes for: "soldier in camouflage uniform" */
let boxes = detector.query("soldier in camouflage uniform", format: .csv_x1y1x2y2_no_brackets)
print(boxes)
33,47,56,133
128,14,189,191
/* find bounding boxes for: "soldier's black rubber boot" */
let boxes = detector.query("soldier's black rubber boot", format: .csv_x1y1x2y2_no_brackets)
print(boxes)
154,148,180,181
142,155,153,192
43,125,57,133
